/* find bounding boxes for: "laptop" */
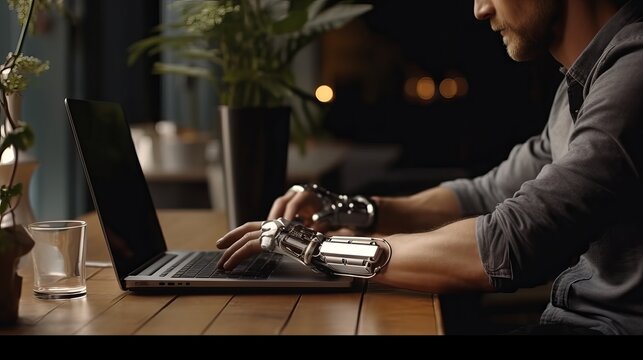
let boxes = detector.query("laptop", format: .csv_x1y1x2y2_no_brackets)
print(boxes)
64,98,353,291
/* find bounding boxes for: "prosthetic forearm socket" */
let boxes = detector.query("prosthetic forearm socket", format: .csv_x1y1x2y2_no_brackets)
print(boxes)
291,184,377,231
260,218,391,278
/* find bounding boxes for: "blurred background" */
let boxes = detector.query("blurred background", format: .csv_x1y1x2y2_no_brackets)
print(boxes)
1,0,562,218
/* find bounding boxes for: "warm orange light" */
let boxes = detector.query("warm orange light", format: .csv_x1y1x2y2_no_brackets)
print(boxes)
439,78,458,99
455,77,469,97
315,85,334,103
416,77,436,101
404,77,419,98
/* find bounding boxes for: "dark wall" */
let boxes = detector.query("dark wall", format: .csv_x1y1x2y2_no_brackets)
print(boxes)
322,1,563,176
82,0,160,124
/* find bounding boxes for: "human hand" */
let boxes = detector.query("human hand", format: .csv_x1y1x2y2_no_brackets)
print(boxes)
215,222,263,271
268,185,330,232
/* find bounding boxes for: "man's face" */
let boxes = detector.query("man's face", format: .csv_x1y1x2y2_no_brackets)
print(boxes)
473,0,562,61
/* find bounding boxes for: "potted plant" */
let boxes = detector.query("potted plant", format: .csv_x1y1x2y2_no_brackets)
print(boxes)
0,0,57,325
129,0,372,228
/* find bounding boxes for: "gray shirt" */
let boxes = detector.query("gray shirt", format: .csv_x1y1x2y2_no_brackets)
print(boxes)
442,1,643,335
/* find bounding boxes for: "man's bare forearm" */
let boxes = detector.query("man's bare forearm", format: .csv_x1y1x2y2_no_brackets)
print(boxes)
375,217,492,293
374,186,462,235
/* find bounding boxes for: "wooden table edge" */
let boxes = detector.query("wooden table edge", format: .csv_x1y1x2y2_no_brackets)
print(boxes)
433,294,444,335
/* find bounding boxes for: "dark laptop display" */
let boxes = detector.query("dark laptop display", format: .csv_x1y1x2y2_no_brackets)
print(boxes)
65,98,352,291
65,99,166,286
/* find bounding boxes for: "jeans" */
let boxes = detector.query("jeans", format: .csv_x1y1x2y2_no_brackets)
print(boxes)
507,323,603,335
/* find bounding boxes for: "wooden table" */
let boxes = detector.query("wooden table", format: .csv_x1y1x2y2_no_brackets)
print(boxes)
1,210,443,335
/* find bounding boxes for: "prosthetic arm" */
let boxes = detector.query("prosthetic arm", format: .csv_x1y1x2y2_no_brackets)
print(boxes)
290,184,377,232
260,218,391,278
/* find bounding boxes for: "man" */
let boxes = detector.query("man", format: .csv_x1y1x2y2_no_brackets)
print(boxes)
216,0,643,334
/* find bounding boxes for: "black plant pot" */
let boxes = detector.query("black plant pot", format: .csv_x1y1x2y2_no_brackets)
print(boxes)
220,106,290,229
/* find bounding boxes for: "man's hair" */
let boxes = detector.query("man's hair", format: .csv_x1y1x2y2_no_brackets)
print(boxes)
612,0,629,7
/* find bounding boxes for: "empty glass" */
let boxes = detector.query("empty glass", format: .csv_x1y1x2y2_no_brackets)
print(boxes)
27,220,87,299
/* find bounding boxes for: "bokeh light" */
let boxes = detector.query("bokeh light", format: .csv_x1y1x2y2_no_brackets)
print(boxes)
315,85,334,103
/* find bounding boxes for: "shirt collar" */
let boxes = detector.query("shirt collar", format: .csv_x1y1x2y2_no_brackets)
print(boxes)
565,0,643,87
563,1,643,120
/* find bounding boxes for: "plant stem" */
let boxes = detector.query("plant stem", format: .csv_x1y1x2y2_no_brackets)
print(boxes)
0,0,35,227
3,0,35,129
14,0,36,56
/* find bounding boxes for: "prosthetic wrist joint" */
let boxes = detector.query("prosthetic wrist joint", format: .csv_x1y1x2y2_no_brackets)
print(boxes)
260,218,391,278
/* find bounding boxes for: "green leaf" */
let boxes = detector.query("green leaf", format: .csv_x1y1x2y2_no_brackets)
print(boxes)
128,35,165,65
0,183,23,215
176,48,220,62
290,0,318,13
153,63,215,81
306,0,328,18
261,0,290,21
272,10,308,34
0,125,35,156
128,34,203,66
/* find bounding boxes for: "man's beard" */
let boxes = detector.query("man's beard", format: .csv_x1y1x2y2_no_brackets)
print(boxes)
499,0,562,61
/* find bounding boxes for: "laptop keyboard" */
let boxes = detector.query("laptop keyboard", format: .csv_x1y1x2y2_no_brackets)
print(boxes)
166,251,282,280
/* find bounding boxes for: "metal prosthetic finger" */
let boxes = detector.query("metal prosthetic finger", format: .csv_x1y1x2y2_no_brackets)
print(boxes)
292,183,377,231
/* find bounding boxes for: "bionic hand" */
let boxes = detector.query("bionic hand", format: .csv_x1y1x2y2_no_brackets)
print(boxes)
260,218,391,278
290,184,377,232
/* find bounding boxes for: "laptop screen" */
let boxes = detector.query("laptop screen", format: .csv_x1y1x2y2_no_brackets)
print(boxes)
65,99,166,283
